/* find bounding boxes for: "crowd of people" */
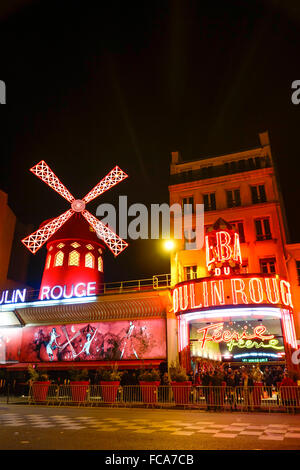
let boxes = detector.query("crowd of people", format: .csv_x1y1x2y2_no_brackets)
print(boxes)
191,360,298,391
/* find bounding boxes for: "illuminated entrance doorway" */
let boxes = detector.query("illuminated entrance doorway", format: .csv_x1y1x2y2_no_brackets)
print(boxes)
177,306,297,371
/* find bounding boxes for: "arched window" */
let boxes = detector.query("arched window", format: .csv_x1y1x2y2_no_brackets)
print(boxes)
69,250,80,266
98,256,103,272
45,254,51,269
54,251,64,267
85,252,94,268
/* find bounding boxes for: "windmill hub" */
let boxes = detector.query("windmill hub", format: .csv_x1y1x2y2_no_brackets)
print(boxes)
71,199,86,212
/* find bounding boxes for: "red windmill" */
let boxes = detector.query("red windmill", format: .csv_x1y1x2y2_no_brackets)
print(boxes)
22,161,128,300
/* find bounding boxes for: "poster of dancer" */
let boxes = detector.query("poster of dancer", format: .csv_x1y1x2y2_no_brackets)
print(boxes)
19,319,166,362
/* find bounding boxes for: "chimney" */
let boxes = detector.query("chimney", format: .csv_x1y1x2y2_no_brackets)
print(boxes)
171,151,181,165
259,131,270,147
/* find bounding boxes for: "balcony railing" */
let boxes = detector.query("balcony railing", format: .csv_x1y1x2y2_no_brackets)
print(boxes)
10,274,172,304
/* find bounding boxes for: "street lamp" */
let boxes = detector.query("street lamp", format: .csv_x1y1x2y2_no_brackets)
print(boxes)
164,239,175,252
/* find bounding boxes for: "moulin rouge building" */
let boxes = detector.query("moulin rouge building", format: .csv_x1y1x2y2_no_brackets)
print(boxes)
0,131,299,377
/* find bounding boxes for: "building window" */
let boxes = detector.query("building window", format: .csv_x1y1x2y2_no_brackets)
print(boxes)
85,252,94,268
251,184,267,204
98,256,103,272
260,257,276,274
184,265,197,280
296,260,300,285
45,254,51,269
203,193,216,211
69,250,80,266
57,243,65,249
182,196,194,214
229,221,245,243
226,189,241,208
241,262,248,274
86,244,94,250
255,218,272,241
54,251,64,267
71,242,80,248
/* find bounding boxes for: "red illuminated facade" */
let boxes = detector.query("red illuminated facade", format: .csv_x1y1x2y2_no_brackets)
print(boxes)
168,132,300,374
39,215,105,299
0,132,299,379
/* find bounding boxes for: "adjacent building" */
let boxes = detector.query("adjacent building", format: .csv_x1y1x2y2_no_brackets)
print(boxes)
168,131,300,373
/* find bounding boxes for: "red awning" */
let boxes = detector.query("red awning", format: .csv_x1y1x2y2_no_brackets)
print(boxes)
6,360,163,370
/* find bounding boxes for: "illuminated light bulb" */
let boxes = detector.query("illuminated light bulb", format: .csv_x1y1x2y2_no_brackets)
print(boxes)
164,240,175,251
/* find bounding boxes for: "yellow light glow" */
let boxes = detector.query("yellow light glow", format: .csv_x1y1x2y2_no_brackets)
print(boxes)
164,240,175,251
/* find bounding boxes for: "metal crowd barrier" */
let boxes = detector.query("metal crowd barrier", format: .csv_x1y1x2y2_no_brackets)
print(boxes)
27,384,300,412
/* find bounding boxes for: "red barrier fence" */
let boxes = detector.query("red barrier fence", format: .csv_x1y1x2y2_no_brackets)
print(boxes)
27,384,300,412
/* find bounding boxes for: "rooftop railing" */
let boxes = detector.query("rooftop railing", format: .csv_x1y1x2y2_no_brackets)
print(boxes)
10,273,172,304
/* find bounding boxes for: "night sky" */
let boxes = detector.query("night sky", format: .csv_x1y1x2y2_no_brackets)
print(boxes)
0,0,299,288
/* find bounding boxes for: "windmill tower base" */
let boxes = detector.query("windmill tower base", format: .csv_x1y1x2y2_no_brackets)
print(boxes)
39,214,105,300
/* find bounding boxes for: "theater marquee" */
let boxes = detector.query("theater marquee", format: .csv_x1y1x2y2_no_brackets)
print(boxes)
172,274,293,314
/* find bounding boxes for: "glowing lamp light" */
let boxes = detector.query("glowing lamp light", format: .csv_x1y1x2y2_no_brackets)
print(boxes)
164,240,175,251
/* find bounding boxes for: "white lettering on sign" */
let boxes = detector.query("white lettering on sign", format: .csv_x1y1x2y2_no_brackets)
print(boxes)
40,282,97,301
0,289,27,305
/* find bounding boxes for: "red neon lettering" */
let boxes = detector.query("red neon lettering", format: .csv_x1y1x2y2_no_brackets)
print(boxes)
249,278,263,303
179,285,189,311
253,325,274,341
189,283,202,309
211,280,225,306
202,281,209,307
265,278,280,304
205,235,215,267
216,231,232,261
233,232,242,264
197,323,275,349
231,278,248,304
173,288,179,314
280,280,293,308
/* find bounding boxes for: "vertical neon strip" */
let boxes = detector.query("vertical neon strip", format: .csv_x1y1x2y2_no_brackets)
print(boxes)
289,313,298,349
178,317,189,352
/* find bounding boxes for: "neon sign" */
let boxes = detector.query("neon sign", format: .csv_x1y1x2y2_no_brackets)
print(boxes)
196,322,284,353
40,282,97,301
0,288,27,305
205,220,242,276
173,275,293,314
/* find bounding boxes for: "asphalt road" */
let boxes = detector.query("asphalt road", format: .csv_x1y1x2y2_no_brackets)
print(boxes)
0,404,300,452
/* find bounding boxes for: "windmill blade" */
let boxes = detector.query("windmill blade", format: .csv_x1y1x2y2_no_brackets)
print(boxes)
30,160,75,203
81,209,128,256
82,166,128,204
22,209,74,254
